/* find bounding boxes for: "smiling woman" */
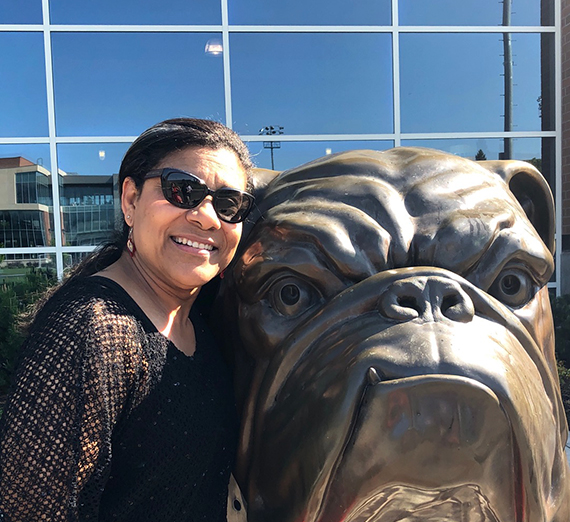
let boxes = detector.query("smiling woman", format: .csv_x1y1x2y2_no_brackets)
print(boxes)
115,146,249,326
0,118,253,522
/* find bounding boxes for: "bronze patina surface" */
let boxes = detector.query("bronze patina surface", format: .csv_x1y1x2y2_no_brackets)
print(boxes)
218,148,570,522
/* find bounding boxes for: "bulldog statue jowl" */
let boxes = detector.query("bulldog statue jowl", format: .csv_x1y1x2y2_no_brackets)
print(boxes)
217,148,570,522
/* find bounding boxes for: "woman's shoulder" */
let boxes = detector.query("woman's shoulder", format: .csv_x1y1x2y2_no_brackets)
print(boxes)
19,276,156,387
33,275,150,338
65,274,131,302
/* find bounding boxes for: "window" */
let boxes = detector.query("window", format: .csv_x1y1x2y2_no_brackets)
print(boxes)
229,0,391,25
49,0,221,25
0,0,560,292
52,32,226,136
231,33,393,135
0,33,49,137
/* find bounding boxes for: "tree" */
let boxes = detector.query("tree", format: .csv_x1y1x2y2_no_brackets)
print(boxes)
475,149,487,161
524,157,542,173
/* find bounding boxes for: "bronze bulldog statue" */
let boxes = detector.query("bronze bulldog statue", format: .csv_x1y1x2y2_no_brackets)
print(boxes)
217,148,570,522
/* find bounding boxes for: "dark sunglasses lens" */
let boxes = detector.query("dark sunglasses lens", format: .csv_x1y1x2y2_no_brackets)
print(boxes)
214,189,254,223
163,171,206,208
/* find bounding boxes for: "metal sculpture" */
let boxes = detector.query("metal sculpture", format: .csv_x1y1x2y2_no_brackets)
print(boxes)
218,148,570,522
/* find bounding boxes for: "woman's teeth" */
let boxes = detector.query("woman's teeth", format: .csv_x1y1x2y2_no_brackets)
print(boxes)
173,237,214,251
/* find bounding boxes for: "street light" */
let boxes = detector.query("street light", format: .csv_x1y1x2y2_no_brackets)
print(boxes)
259,125,284,170
204,38,223,56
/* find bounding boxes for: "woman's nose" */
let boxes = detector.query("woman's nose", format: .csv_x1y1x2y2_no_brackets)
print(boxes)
186,196,222,229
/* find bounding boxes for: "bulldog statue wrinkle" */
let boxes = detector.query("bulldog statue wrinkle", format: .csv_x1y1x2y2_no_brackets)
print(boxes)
217,148,570,522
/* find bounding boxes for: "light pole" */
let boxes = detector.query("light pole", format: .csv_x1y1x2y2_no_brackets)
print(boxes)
501,0,513,159
259,125,284,170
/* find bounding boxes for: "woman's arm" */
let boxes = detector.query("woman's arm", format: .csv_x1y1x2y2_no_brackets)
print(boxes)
0,297,141,521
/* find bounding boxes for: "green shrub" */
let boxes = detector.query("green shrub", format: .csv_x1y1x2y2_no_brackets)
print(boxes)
558,362,570,424
0,268,56,397
551,294,570,368
551,294,570,426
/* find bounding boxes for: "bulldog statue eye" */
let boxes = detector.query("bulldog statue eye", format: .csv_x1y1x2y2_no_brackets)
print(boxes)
280,284,300,306
269,277,322,317
488,268,534,308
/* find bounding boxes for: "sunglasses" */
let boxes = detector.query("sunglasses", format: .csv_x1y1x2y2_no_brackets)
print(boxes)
144,168,255,224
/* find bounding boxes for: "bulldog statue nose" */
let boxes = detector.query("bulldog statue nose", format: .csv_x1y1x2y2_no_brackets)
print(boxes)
379,276,475,323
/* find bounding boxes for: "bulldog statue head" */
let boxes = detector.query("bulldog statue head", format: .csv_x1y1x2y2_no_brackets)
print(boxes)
217,147,570,522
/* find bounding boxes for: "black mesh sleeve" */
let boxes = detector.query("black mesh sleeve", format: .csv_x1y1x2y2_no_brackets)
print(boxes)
0,293,143,521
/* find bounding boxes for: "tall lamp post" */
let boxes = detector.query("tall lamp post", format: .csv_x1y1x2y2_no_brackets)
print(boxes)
259,125,284,170
501,0,513,159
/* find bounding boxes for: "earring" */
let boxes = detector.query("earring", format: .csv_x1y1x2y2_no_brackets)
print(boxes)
127,227,136,257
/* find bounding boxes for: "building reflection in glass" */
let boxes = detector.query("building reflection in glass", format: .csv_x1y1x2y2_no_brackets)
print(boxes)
0,156,119,252
0,157,53,250
60,174,118,246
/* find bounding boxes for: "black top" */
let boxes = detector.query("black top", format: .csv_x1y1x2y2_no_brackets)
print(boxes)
0,276,238,522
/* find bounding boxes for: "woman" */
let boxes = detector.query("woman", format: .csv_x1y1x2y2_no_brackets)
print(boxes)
0,118,254,521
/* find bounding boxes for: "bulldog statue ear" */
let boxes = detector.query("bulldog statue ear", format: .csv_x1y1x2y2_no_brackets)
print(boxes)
479,160,555,255
242,168,281,233
250,168,280,199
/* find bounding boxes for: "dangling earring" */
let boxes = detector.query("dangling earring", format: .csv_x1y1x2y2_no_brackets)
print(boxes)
127,226,136,257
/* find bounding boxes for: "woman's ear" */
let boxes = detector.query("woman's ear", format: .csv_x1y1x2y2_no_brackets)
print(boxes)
121,177,139,226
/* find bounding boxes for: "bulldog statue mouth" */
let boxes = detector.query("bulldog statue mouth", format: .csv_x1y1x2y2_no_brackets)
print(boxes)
216,148,570,522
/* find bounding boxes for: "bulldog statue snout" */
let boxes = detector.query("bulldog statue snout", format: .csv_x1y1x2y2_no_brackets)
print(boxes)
217,148,570,522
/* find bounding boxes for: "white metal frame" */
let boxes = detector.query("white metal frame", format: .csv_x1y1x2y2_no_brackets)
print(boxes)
0,0,561,293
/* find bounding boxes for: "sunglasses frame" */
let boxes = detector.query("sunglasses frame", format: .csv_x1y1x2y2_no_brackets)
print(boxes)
143,167,255,223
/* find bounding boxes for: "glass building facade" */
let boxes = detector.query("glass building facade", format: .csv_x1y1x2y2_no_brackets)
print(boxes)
0,0,562,291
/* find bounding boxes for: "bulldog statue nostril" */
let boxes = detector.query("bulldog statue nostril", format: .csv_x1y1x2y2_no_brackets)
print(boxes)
379,276,475,323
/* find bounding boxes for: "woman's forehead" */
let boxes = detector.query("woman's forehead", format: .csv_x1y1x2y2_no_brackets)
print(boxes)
156,146,247,189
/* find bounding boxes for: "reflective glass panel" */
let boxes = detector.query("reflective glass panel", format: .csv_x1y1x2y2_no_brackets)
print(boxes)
0,0,42,23
0,255,56,284
52,32,226,136
57,143,129,176
402,137,542,161
399,0,545,26
49,0,221,25
231,33,393,135
247,140,394,171
229,0,391,25
402,136,553,188
0,33,49,137
57,144,127,246
0,152,53,249
63,251,92,274
400,33,545,133
0,144,51,172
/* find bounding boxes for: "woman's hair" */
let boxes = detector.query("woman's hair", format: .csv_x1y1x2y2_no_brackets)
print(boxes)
20,118,253,333
67,117,254,280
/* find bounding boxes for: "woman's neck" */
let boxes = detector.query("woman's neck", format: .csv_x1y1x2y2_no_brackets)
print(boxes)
96,252,198,342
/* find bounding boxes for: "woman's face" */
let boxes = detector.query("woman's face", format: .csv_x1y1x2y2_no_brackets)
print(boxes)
121,146,248,296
